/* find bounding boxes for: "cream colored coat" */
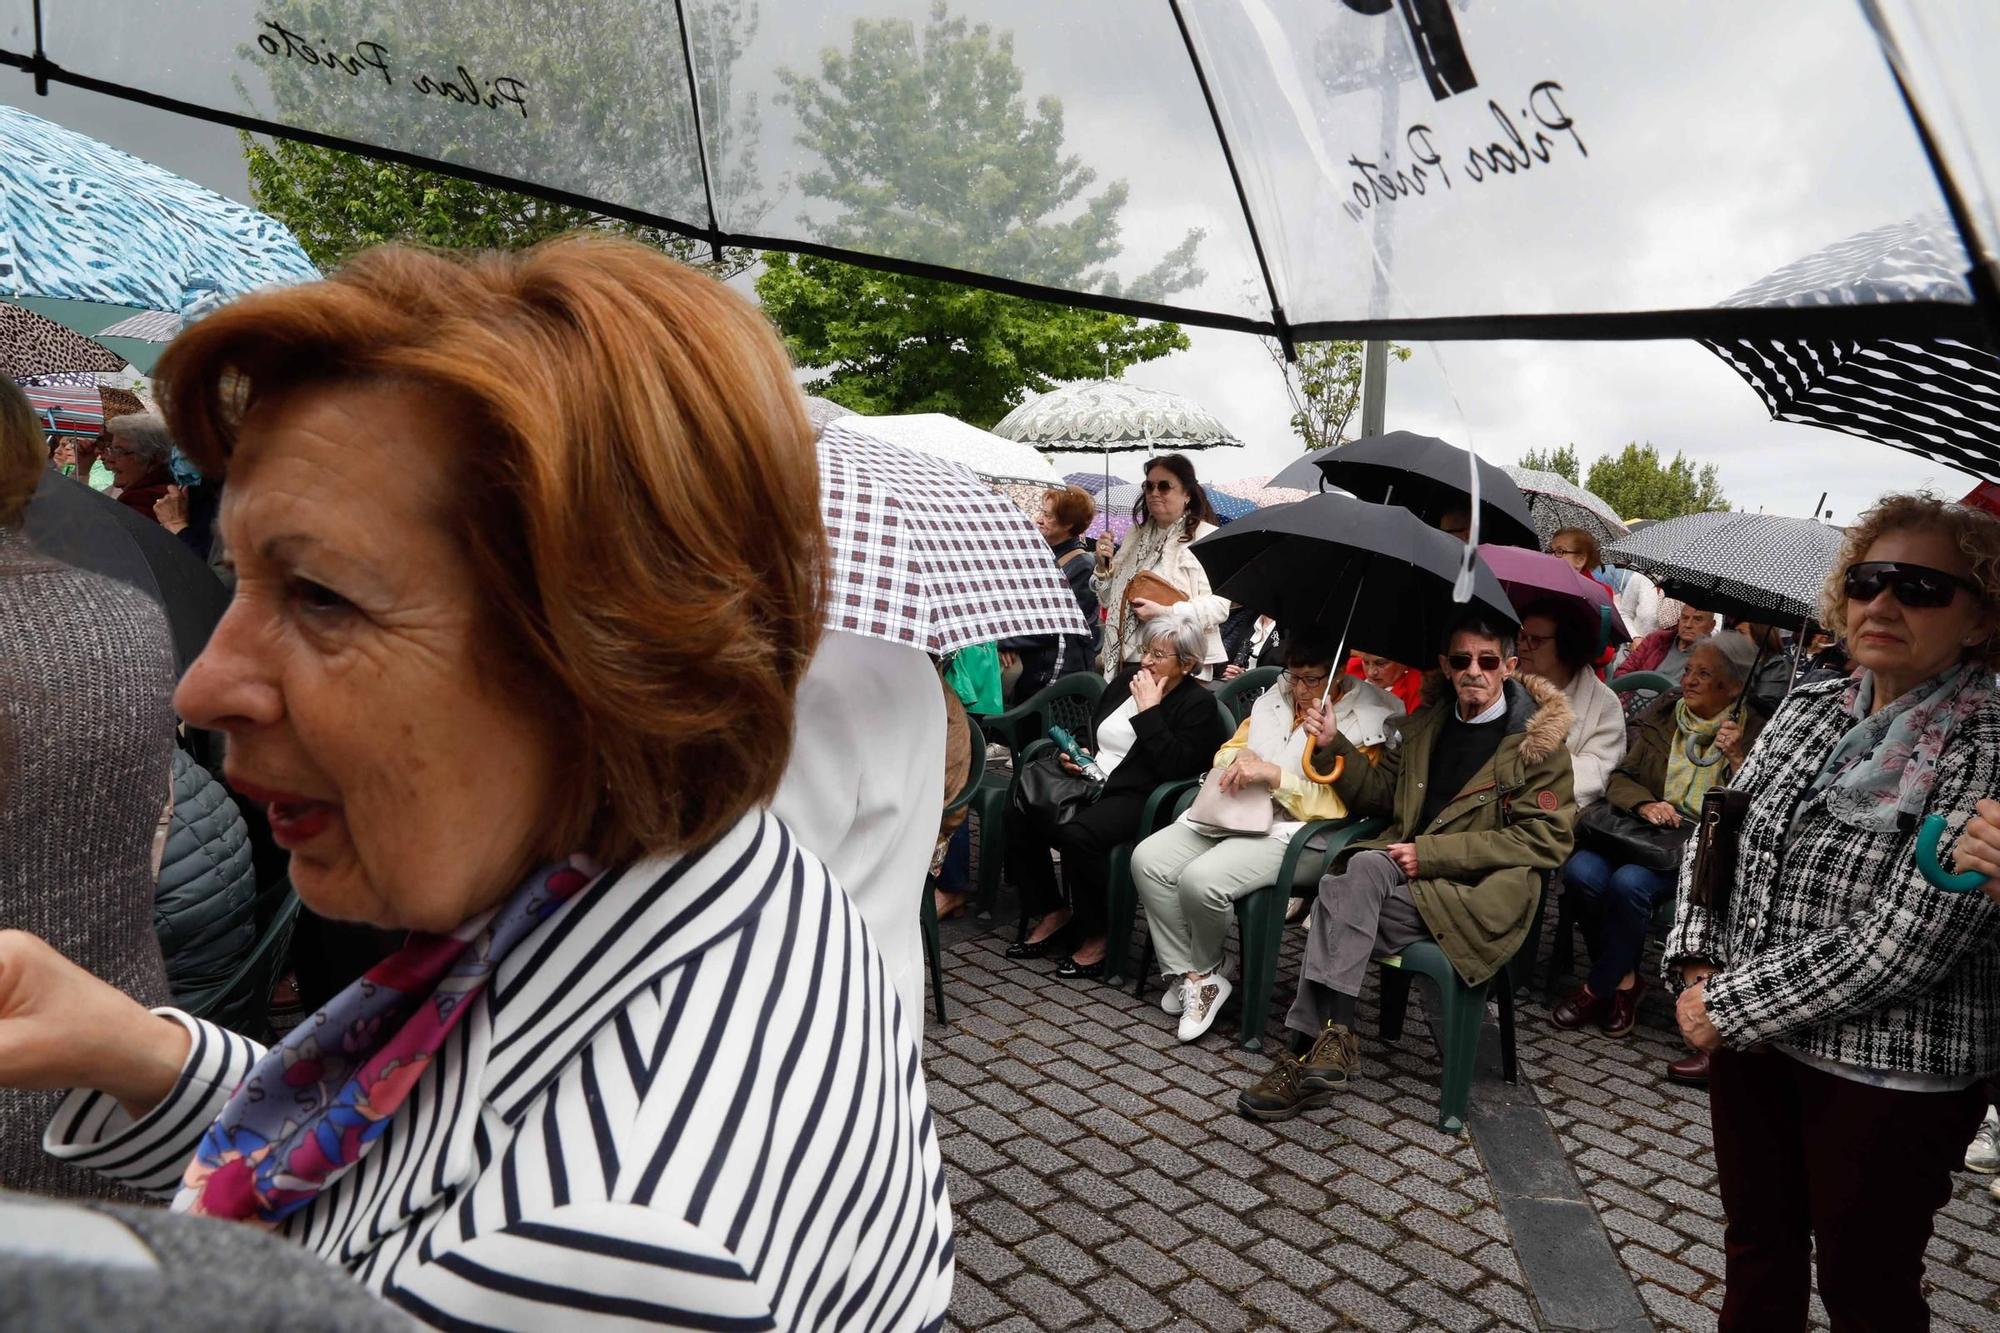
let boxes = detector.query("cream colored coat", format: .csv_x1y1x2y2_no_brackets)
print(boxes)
1091,518,1229,672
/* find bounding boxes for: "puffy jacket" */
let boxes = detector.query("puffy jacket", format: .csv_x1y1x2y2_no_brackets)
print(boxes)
155,750,258,1002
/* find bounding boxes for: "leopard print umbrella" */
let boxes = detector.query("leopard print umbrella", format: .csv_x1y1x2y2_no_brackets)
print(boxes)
0,302,124,378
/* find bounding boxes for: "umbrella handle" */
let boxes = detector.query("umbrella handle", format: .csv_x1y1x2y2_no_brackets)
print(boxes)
1301,738,1346,787
1916,814,1988,893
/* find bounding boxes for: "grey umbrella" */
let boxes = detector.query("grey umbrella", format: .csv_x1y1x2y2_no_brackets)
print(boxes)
1502,467,1630,549
1604,510,1843,627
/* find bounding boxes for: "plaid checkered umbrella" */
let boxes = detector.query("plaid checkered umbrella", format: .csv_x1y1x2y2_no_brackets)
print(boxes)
819,420,1092,656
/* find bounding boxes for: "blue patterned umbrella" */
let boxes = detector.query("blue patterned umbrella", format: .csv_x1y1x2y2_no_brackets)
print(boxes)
0,104,317,355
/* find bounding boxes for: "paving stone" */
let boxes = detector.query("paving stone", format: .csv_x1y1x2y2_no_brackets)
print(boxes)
1187,1166,1270,1213
1119,1200,1195,1251
1121,1167,1200,1213
987,1164,1060,1210
1084,1274,1172,1329
1131,1137,1202,1179
1394,1277,1490,1332
1245,1236,1333,1291
1004,1273,1090,1329
1099,1236,1189,1288
1388,1237,1484,1292
956,1227,1028,1283
1180,1202,1260,1249
1166,1278,1251,1333
1176,1237,1263,1293
1243,1278,1339,1332
947,1274,1013,1328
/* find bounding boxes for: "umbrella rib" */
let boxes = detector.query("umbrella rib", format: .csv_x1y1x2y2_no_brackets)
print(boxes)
668,0,723,263
1166,0,1294,357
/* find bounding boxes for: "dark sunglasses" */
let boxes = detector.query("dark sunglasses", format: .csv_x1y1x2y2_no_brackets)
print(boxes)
1446,652,1507,672
1143,479,1178,494
1843,560,1978,610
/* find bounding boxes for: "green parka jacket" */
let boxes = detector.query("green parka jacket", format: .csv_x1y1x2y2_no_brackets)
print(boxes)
1323,673,1578,987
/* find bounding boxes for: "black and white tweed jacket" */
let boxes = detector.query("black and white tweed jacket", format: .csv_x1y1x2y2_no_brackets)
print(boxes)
1663,676,2000,1076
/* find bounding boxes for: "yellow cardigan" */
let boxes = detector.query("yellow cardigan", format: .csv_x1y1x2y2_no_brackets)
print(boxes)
1211,719,1386,824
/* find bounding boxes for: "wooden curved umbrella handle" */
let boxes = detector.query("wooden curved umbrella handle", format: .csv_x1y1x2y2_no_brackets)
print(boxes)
1302,737,1345,786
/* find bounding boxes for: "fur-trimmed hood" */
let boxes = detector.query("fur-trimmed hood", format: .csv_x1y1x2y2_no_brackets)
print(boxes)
1408,671,1573,766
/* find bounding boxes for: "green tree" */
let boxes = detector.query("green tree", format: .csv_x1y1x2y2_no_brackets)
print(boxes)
1584,442,1729,521
756,2,1202,425
1264,339,1412,451
240,0,763,275
1517,443,1580,483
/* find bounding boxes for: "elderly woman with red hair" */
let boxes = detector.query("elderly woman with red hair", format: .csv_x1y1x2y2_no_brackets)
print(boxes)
0,238,952,1329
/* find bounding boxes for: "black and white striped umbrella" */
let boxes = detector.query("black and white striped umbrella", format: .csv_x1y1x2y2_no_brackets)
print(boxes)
1502,466,1629,549
1605,510,1845,627
1703,216,2000,483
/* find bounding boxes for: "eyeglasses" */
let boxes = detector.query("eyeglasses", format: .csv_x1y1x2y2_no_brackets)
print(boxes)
1681,665,1719,686
1281,670,1330,691
1140,643,1180,663
1843,560,1978,610
1515,632,1550,652
1143,479,1178,494
1550,547,1586,559
1446,652,1507,672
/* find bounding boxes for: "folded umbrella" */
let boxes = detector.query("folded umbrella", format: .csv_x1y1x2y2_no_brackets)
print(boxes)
818,420,1090,656
1605,510,1843,627
1267,432,1540,550
21,469,229,673
1477,543,1629,642
1190,493,1518,672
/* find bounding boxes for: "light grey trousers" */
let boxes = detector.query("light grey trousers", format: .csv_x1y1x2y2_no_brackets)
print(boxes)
1284,850,1432,1037
1130,823,1316,977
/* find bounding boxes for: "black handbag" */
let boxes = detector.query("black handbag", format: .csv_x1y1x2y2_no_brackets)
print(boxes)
1011,750,1102,829
1689,786,1753,922
1575,800,1694,874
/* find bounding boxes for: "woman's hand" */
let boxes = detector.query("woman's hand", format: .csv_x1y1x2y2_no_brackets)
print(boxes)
1715,720,1747,769
1300,701,1337,744
1955,797,2000,904
1129,598,1163,623
1221,754,1280,793
1221,664,1245,682
1095,534,1114,567
1638,800,1682,828
1676,978,1723,1052
154,484,190,535
1129,668,1165,712
0,931,191,1119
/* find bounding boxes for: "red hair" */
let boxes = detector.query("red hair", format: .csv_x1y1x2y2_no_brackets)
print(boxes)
156,236,826,861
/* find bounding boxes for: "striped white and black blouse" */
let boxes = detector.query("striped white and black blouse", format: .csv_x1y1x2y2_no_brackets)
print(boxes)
45,812,955,1331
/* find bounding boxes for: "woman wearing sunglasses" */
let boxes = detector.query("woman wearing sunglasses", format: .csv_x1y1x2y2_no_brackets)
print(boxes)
1091,454,1229,679
1663,493,2000,1330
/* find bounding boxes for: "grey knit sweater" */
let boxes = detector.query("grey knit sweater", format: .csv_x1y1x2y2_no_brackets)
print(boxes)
0,528,175,1199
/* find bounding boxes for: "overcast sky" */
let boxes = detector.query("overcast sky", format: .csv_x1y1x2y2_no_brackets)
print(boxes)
14,37,1978,530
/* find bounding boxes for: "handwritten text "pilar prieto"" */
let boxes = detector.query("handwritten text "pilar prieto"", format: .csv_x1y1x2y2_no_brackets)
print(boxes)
256,21,529,119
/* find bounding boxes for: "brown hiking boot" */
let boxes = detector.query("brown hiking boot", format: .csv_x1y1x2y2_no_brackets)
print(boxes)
1235,1052,1332,1121
1299,1022,1359,1093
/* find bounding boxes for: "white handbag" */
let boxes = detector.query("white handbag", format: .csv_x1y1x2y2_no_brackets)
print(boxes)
1184,765,1276,838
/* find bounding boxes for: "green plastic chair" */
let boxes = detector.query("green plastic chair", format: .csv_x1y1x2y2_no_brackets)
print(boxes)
1214,665,1281,724
973,673,1106,917
181,876,301,1044
922,714,988,1025
1610,669,1675,722
1377,884,1542,1134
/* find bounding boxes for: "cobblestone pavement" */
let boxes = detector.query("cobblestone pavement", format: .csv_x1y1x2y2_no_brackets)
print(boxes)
926,901,2000,1331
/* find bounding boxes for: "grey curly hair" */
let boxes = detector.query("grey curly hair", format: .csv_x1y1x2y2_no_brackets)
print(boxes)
104,412,174,467
1140,605,1206,668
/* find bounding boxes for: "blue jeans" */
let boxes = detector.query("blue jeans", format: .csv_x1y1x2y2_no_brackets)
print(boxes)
1561,849,1671,996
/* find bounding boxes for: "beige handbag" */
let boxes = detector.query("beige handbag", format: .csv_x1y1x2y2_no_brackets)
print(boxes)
1185,766,1276,838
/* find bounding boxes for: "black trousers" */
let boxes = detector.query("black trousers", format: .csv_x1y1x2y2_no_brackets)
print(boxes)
1709,1046,1984,1332
1005,786,1151,936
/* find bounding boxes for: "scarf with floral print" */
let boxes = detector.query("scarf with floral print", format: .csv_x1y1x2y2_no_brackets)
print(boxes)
1810,661,1993,832
174,855,602,1225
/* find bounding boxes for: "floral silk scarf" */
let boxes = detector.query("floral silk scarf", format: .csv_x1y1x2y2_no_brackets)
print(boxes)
175,855,602,1225
1811,661,1994,832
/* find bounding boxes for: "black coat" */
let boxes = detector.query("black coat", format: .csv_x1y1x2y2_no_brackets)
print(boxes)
1092,670,1231,800
1000,537,1101,703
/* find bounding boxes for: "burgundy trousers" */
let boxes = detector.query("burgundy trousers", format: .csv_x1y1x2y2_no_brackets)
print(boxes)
1709,1046,1984,1332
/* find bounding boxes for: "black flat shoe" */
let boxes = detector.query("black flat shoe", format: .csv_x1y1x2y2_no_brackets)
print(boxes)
1005,936,1060,960
1055,957,1107,980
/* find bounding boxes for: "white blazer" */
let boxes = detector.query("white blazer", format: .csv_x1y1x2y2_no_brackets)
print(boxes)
1092,520,1230,672
1560,668,1629,809
46,812,955,1332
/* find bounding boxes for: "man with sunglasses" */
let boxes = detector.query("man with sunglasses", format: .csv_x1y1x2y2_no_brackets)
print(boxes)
1238,611,1577,1120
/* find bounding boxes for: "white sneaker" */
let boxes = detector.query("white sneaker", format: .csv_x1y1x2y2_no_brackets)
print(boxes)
1968,1111,2000,1173
1161,977,1187,1016
1177,973,1233,1043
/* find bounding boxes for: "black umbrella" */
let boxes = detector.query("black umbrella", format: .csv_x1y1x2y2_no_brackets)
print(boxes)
1266,432,1540,550
22,469,229,673
1190,492,1518,671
